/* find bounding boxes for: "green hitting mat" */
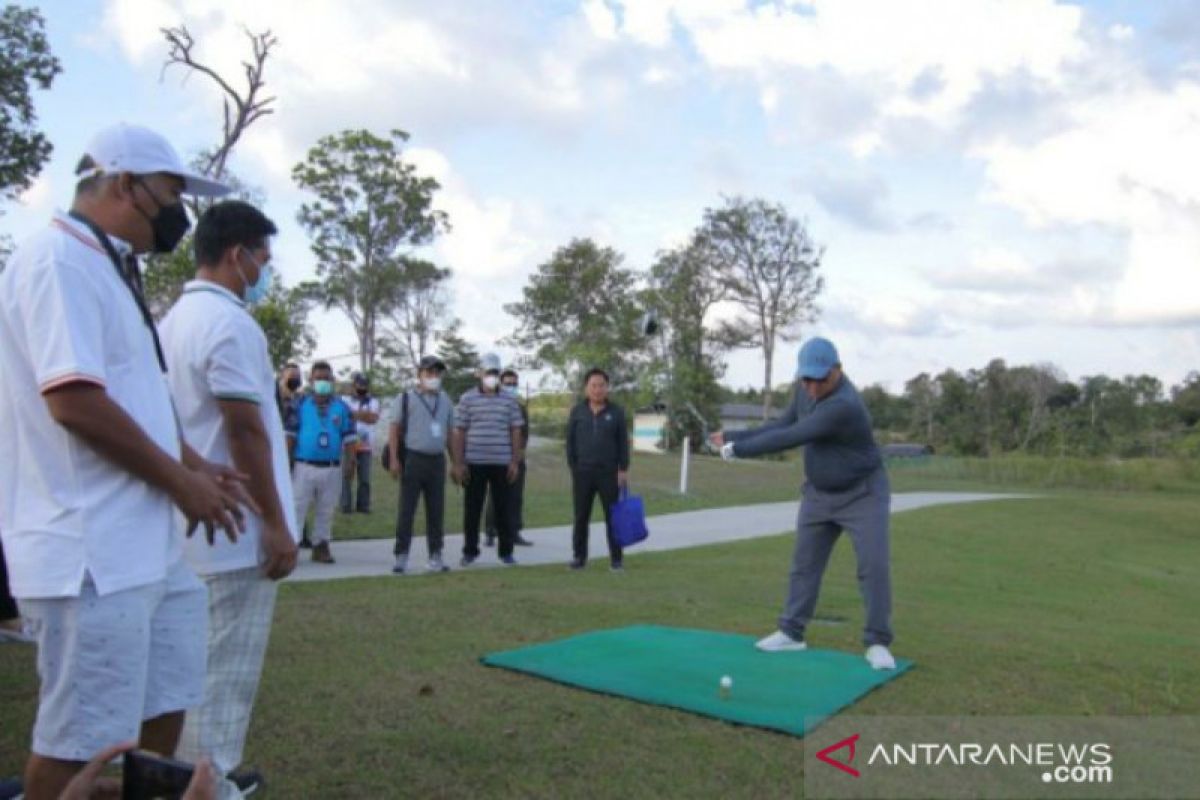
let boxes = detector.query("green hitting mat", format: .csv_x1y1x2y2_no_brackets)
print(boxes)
482,625,913,738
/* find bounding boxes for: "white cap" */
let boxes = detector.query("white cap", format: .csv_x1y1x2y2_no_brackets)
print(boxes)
78,123,231,197
479,352,502,371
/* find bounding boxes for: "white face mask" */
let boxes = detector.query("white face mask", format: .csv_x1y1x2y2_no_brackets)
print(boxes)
422,376,442,391
482,375,499,390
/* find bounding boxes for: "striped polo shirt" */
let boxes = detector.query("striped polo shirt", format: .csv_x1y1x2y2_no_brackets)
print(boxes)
454,386,525,465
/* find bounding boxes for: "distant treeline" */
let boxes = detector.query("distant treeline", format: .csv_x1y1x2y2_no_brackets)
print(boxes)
722,359,1200,459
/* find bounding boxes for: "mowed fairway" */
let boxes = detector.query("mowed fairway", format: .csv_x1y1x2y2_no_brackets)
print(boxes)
2,492,1197,798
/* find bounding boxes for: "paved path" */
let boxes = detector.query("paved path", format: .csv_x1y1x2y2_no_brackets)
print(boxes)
289,492,1030,583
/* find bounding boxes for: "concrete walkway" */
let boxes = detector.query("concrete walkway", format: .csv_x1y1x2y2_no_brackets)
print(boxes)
289,492,1030,583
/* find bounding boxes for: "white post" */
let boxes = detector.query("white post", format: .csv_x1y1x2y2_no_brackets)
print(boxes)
679,437,690,495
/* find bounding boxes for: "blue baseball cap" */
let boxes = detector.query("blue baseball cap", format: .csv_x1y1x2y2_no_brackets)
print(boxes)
796,337,840,380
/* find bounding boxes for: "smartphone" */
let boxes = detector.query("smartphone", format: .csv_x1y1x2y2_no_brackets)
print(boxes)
121,749,195,800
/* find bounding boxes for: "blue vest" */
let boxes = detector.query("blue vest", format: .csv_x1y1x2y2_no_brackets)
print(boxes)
292,396,356,462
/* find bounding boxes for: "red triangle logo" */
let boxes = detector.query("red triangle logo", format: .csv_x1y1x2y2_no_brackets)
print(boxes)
817,733,861,778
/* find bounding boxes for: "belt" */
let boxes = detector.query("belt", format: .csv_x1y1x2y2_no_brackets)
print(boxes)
297,458,340,467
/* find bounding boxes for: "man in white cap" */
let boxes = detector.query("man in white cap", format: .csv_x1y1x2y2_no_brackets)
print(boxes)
0,123,251,799
710,337,897,670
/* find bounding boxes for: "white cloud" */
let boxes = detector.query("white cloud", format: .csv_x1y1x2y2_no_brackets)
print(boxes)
609,0,1086,134
975,75,1200,324
18,175,52,212
582,0,619,40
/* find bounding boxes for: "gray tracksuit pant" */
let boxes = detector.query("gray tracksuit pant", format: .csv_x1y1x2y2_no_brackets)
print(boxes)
780,466,893,647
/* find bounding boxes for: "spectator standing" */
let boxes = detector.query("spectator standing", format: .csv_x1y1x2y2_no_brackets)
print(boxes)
566,368,630,571
451,353,525,567
389,355,457,574
0,123,247,799
341,372,381,514
160,200,300,797
485,367,533,547
287,361,357,564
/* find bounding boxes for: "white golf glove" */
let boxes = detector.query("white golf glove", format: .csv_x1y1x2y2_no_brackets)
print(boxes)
720,442,737,461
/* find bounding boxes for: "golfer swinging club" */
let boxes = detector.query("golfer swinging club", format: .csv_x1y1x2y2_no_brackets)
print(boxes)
709,337,897,670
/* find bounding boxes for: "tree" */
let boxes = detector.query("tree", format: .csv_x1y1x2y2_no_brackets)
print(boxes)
1171,371,1200,429
143,25,277,315
698,196,824,419
504,238,646,387
293,128,448,373
0,4,61,201
161,26,277,190
436,323,480,400
644,236,739,448
382,258,454,376
251,278,319,368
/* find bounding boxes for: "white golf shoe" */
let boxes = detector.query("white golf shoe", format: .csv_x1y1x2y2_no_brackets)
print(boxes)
755,630,808,652
865,644,897,670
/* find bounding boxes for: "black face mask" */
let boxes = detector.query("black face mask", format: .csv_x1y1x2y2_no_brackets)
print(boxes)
135,178,191,254
286,377,302,391
356,387,368,396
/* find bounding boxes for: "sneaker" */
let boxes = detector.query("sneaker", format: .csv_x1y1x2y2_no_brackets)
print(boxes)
500,555,519,566
312,542,336,564
0,777,22,800
484,534,496,547
755,630,808,652
427,554,449,573
392,554,409,574
228,767,264,796
460,555,477,568
865,644,897,670
610,561,624,572
569,558,586,570
514,535,534,546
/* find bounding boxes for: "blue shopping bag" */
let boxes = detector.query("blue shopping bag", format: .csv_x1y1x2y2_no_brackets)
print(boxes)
611,486,649,547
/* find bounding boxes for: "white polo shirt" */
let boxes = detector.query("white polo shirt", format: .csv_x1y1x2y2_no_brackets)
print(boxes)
160,280,299,575
342,393,382,451
0,212,183,599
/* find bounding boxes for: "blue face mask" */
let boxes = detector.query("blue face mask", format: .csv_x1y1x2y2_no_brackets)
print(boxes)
237,249,272,306
313,379,334,396
502,385,519,397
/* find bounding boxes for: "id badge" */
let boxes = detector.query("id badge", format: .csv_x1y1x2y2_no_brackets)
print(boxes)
430,422,443,438
318,432,330,449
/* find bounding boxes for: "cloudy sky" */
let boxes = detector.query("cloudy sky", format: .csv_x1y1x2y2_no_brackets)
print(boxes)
5,0,1199,393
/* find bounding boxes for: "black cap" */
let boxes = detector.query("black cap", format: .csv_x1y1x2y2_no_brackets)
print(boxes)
352,372,369,387
418,355,447,372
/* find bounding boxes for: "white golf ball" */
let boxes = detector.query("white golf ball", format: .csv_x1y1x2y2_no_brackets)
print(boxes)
720,675,733,689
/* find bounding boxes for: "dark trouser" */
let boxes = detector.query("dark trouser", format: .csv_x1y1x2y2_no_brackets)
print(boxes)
340,450,373,513
394,452,447,557
780,466,893,647
571,467,622,565
463,465,515,559
486,461,526,536
0,538,18,622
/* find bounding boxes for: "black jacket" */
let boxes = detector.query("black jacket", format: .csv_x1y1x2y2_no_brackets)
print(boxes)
566,400,630,471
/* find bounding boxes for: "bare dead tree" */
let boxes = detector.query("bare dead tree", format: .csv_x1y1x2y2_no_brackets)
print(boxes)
161,25,277,192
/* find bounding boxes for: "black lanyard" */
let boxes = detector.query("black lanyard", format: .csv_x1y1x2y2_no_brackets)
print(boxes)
67,211,167,373
416,390,440,419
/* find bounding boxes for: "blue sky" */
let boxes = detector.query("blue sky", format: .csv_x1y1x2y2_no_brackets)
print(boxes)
5,0,1200,393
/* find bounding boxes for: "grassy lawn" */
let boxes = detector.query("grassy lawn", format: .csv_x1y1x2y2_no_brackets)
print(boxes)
2,492,1197,797
332,444,810,541
333,445,1200,541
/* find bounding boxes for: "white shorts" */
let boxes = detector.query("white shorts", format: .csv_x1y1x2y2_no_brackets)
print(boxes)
20,559,208,761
